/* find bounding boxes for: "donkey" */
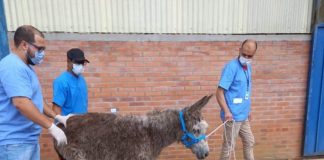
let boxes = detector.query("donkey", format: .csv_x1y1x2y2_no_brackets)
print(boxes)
54,94,213,160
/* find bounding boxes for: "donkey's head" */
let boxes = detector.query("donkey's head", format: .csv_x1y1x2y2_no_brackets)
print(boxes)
180,94,212,159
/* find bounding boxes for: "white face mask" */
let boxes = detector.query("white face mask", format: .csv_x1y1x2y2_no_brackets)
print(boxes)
239,56,252,66
72,64,84,75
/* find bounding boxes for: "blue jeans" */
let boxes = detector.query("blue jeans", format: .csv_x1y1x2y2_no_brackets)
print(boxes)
0,143,40,160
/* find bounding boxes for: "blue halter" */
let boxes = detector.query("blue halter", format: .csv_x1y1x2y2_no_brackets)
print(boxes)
179,110,206,148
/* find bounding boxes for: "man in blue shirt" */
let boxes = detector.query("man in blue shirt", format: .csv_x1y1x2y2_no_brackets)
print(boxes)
52,48,89,116
216,40,257,160
0,25,70,160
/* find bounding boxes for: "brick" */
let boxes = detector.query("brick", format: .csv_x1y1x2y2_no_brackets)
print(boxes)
6,40,309,160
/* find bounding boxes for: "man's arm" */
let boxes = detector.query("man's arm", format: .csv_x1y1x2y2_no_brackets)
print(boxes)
13,97,53,128
47,101,71,127
216,87,233,121
43,101,57,119
12,97,67,145
52,103,62,115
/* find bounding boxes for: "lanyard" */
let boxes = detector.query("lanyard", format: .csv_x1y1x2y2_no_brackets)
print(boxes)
243,69,249,92
238,58,249,92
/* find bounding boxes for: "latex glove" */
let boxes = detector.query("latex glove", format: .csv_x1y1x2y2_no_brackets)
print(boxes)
55,114,75,127
48,123,67,146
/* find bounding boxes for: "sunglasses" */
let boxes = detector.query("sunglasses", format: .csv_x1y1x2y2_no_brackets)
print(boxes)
28,43,46,52
241,53,254,59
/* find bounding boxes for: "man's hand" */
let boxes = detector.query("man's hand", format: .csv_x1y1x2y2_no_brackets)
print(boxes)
55,114,75,127
248,113,252,121
224,111,233,121
48,123,67,146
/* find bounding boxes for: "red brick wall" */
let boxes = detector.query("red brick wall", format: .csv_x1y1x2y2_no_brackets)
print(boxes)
12,40,309,159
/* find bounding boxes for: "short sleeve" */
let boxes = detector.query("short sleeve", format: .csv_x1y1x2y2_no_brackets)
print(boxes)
52,79,66,107
0,67,33,98
218,63,236,90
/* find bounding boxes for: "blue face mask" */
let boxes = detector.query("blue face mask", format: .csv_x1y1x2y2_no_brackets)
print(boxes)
27,50,45,65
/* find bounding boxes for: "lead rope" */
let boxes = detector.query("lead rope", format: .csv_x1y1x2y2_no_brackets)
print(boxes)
206,120,236,160
209,120,236,160
206,120,228,138
227,121,236,160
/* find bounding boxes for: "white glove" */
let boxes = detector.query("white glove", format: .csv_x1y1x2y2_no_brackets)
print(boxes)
48,123,67,146
55,114,75,127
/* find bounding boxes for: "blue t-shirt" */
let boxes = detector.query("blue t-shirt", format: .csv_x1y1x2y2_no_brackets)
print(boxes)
53,71,88,116
0,53,43,145
218,58,252,121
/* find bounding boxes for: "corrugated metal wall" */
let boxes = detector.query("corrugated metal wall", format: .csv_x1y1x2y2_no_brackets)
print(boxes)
4,0,313,34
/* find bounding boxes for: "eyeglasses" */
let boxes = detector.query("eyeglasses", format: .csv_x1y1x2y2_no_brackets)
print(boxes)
28,43,46,52
241,53,254,59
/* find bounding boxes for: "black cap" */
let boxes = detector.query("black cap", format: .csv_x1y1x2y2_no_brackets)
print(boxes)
67,48,90,63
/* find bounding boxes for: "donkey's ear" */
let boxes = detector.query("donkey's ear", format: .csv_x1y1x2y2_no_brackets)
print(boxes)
188,94,213,112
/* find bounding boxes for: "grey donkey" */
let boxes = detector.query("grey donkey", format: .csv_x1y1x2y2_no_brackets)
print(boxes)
54,94,213,160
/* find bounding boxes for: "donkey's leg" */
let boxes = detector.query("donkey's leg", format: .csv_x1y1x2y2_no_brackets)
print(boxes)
137,155,153,160
57,145,87,160
136,151,155,160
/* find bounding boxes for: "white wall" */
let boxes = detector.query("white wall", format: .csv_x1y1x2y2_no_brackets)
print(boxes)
4,0,313,34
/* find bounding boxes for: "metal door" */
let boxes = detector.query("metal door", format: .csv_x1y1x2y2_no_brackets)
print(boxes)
0,0,9,60
304,23,324,156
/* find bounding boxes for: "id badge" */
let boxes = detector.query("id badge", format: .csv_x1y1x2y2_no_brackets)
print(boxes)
233,98,243,104
245,92,249,100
